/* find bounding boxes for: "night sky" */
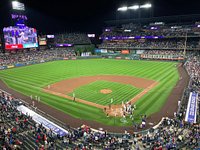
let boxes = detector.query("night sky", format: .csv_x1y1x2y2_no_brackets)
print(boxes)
1,0,200,35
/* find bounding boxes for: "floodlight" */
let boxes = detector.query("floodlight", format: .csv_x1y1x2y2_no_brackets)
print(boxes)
117,6,128,11
124,29,131,32
12,1,18,7
128,36,135,39
140,3,152,8
12,1,25,11
128,5,139,10
87,34,95,38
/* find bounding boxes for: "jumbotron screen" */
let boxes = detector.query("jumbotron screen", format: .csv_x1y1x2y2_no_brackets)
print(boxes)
3,26,38,49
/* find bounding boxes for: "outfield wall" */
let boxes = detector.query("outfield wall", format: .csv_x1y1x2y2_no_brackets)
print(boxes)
0,54,183,71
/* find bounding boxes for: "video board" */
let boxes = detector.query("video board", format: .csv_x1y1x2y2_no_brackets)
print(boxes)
3,26,38,49
39,38,47,46
47,35,54,38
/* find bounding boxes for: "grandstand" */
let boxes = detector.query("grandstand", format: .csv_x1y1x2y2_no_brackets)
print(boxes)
97,15,200,62
54,33,91,45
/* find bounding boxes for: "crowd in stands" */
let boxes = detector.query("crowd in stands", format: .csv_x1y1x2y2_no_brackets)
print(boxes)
0,48,76,66
99,39,200,50
54,33,91,45
100,22,200,51
0,88,199,150
102,22,200,38
0,90,138,149
134,50,200,149
0,88,200,150
143,50,184,56
185,52,200,93
0,50,199,149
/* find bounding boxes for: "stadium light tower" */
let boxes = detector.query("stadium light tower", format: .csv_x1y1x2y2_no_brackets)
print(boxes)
10,0,28,27
117,3,152,11
117,2,152,24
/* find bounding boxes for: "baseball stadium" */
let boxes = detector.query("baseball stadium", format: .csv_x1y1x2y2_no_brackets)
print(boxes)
0,0,199,149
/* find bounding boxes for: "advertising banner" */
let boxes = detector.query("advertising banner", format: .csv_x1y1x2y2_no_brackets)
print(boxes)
0,66,7,70
81,52,91,57
15,63,25,67
115,57,122,59
101,49,108,53
17,105,68,136
5,44,23,49
7,65,15,69
56,44,73,47
95,49,101,53
39,40,47,46
185,92,198,124
141,54,184,60
136,50,145,54
121,50,130,54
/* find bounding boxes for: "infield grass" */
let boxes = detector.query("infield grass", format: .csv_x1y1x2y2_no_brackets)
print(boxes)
68,80,143,105
0,59,179,126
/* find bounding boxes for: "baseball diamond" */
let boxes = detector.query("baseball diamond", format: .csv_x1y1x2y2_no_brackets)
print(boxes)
43,76,158,116
0,59,180,126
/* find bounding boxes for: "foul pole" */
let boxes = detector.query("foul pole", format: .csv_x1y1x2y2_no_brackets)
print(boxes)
183,32,188,58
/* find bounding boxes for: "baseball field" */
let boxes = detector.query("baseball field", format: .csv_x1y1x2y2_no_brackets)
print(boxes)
0,59,179,126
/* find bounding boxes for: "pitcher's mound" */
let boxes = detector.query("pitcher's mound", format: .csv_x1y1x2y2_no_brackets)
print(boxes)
100,89,112,94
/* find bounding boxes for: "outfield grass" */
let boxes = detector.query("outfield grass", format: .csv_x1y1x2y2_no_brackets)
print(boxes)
68,80,143,105
0,59,179,126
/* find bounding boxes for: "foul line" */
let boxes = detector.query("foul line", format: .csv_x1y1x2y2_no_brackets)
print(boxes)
43,89,107,109
129,81,159,105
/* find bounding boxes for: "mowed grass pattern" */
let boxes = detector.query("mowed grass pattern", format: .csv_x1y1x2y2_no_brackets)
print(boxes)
68,80,143,105
0,59,179,126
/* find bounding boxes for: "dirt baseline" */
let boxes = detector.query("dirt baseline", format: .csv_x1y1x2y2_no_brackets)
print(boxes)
0,64,189,133
43,75,158,116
